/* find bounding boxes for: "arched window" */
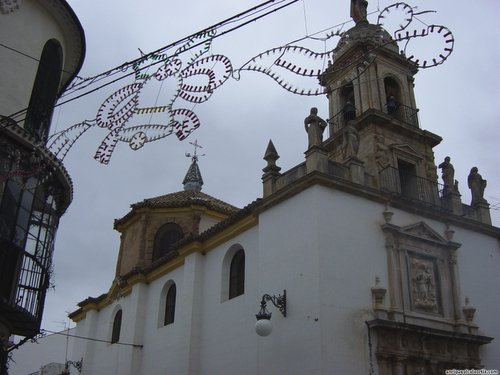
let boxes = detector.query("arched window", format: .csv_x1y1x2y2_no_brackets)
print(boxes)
153,223,183,261
340,83,356,122
384,76,401,114
229,249,245,299
164,283,176,326
25,39,63,143
111,309,122,344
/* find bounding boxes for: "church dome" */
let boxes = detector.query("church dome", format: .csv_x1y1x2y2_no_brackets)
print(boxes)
333,22,399,61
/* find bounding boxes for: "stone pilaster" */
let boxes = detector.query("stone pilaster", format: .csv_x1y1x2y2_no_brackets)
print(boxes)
474,201,492,225
305,145,328,174
344,156,365,184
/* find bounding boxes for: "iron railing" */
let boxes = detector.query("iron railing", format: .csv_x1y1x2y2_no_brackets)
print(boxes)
327,104,357,135
386,102,419,127
379,166,444,209
327,101,419,136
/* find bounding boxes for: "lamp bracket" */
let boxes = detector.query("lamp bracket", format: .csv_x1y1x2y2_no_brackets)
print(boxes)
261,289,286,317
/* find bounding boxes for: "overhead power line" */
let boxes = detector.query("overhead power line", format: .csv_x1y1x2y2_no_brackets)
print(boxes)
6,0,299,127
41,329,143,348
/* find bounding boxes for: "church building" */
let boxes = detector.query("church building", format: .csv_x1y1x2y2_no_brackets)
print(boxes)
68,2,498,374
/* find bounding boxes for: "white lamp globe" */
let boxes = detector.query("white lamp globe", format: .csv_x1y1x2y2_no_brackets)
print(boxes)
255,318,273,336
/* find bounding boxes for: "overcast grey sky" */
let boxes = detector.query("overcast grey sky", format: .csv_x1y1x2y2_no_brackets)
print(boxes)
40,0,499,333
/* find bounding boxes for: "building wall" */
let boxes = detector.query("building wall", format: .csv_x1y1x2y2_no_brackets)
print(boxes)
71,185,499,373
0,0,77,117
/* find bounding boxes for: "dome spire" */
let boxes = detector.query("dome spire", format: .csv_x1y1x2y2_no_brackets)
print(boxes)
183,140,204,192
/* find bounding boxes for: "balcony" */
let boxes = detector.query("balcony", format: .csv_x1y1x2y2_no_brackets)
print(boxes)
327,101,419,137
379,166,446,210
386,100,419,128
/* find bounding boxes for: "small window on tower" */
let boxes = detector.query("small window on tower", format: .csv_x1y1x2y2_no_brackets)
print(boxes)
153,223,183,261
340,83,356,122
398,159,417,199
384,77,401,114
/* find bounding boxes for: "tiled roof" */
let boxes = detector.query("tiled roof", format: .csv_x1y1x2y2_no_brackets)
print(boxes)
114,190,238,227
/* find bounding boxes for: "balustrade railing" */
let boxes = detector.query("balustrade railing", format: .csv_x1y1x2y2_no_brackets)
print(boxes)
386,102,419,127
327,102,419,137
379,166,444,209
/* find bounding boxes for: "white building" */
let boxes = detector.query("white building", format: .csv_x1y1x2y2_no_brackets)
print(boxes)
68,4,499,375
1,0,84,373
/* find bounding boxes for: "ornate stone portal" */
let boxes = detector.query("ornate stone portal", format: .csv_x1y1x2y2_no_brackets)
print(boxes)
368,217,493,373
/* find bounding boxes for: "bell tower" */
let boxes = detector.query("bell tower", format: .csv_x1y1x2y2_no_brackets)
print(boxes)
319,3,441,198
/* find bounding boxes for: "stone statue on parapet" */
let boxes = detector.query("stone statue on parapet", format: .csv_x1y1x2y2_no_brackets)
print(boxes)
304,107,327,149
343,123,360,159
351,0,368,24
438,156,455,194
467,167,487,206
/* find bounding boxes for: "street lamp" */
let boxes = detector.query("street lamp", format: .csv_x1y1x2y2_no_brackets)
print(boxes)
255,290,287,336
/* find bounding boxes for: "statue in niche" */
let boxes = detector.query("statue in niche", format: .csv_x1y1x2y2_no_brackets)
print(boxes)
304,107,327,149
374,134,390,171
343,123,360,159
438,156,455,194
467,167,487,206
411,259,438,313
350,0,368,24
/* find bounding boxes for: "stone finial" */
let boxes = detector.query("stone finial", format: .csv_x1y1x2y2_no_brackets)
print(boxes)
371,276,387,311
263,139,280,172
462,297,476,323
262,140,281,198
383,204,394,223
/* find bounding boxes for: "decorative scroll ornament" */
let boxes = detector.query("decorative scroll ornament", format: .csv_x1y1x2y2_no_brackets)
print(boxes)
377,2,455,68
47,2,454,165
49,29,232,164
233,35,340,96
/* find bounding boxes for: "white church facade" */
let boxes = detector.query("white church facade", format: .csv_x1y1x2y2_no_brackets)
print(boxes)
67,3,499,375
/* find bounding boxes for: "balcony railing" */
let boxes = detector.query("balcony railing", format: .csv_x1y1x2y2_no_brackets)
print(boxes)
379,166,445,209
327,102,419,136
386,101,419,128
328,104,357,135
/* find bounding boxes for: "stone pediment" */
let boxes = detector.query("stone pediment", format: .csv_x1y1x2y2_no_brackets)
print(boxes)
389,143,422,160
400,221,448,245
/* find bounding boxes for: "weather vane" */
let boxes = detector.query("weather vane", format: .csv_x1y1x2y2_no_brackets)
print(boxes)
185,139,205,163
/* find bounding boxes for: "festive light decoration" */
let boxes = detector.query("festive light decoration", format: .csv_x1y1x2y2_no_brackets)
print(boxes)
46,2,454,165
377,2,454,68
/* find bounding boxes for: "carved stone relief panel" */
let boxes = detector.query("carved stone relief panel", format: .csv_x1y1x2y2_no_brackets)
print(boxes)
408,254,440,314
